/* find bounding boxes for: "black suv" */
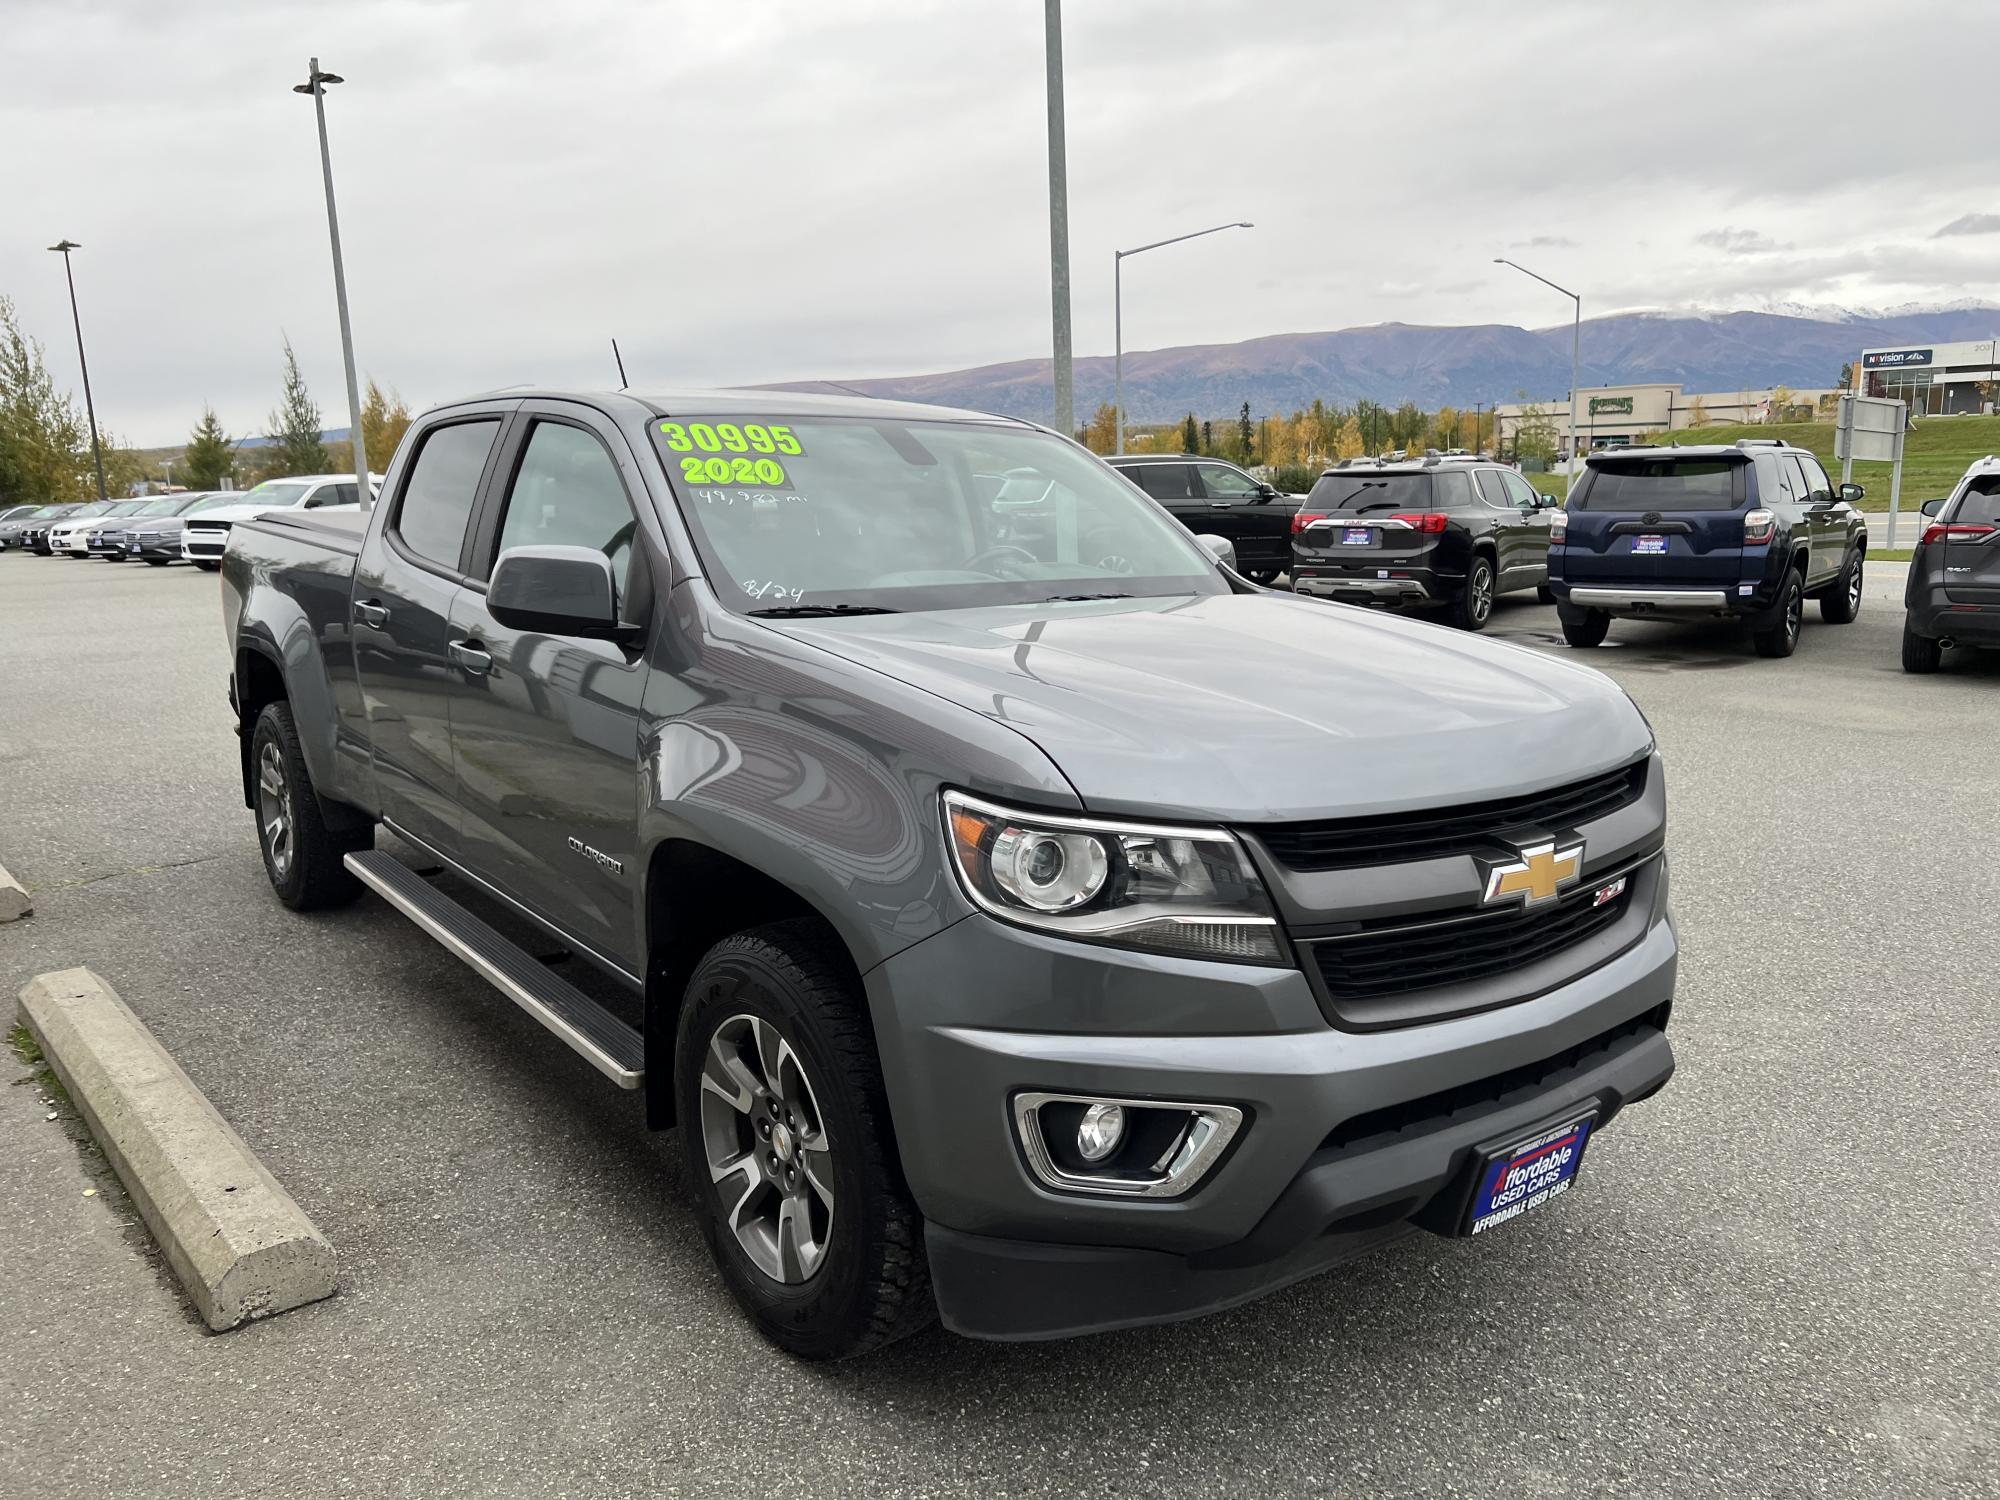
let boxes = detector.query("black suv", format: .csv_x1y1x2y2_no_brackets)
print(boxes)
1288,458,1559,630
1548,441,1868,658
1903,459,2000,672
1105,455,1300,584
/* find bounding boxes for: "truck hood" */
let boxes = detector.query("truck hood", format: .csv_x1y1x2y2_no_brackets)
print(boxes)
773,593,1652,823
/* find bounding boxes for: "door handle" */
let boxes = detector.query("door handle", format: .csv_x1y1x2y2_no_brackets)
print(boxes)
355,599,391,627
449,639,493,676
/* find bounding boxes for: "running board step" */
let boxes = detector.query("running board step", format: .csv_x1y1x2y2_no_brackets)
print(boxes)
344,850,644,1089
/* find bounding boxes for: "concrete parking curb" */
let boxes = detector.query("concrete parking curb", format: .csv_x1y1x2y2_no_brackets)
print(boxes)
16,967,335,1331
0,860,28,921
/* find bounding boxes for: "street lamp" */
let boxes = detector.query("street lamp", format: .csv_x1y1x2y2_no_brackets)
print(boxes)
1116,221,1253,454
1494,257,1581,482
294,58,371,511
1043,1,1073,437
46,240,109,502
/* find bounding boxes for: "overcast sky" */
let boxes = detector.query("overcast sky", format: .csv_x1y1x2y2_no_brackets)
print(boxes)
5,0,1998,445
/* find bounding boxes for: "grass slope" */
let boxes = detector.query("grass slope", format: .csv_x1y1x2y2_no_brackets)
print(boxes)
1623,414,2000,510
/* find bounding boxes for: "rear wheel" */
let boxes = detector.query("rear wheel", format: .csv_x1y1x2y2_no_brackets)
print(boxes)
1449,555,1495,631
1901,618,1944,674
1536,583,1557,604
143,558,168,567
1820,549,1863,624
250,701,368,910
1245,568,1282,586
1752,572,1805,658
196,560,221,572
1558,606,1611,648
676,919,934,1360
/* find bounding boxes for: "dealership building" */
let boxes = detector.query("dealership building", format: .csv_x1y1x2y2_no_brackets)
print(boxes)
1857,338,2000,415
1492,382,1835,454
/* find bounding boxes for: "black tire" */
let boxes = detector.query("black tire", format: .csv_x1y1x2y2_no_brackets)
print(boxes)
1901,619,1944,674
1820,549,1863,624
1245,568,1282,586
1558,606,1611,648
1537,583,1557,604
676,919,934,1361
196,560,221,572
143,558,168,567
1752,571,1805,658
1449,554,1496,631
249,701,368,910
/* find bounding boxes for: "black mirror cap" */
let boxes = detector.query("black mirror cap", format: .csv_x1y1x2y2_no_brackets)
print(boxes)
1920,497,1947,517
487,544,622,636
1839,482,1865,503
1257,482,1279,498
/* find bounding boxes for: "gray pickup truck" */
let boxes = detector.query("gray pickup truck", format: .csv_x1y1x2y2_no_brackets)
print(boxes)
221,388,1677,1358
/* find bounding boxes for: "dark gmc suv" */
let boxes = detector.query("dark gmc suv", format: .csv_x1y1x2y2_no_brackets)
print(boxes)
1903,457,2000,672
1289,458,1559,630
1104,455,1300,584
1548,441,1868,657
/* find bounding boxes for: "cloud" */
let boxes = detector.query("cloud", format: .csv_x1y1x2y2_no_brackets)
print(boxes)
1933,213,2000,238
1514,236,1577,249
1695,227,1792,255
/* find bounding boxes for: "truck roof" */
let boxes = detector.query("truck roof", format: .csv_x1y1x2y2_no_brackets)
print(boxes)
447,386,1028,429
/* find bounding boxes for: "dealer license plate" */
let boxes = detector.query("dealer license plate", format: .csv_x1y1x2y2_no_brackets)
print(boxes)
1465,1113,1593,1235
1342,527,1374,546
1632,535,1668,555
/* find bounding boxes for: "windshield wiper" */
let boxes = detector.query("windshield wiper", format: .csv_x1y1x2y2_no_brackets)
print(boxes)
1031,592,1136,603
745,603,902,618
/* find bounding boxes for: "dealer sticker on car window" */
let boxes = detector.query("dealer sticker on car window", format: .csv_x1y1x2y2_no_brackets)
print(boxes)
659,420,803,488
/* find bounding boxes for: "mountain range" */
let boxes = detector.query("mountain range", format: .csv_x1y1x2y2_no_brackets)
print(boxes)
764,304,2000,422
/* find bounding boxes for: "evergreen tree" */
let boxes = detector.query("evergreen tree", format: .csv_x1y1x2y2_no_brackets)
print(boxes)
1202,420,1213,452
0,295,92,504
262,338,329,478
181,406,234,489
1181,412,1200,454
1238,401,1253,458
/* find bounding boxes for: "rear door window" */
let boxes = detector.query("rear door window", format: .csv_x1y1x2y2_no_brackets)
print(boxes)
1126,463,1194,500
1570,459,1745,512
395,420,501,571
1305,473,1433,514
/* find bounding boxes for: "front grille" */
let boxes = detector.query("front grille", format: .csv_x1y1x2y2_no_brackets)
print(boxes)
1253,760,1647,871
1312,875,1634,1002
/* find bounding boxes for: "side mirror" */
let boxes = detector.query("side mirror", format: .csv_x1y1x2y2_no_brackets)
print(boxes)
1921,497,1946,517
488,544,623,636
1257,482,1279,500
1838,482,1865,502
1194,532,1237,570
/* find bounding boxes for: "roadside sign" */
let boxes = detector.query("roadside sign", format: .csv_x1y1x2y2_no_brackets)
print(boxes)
1834,394,1909,546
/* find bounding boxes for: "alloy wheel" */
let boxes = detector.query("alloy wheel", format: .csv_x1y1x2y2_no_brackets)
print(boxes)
1848,559,1863,611
256,739,294,879
1471,564,1493,622
1787,586,1802,645
698,1013,835,1284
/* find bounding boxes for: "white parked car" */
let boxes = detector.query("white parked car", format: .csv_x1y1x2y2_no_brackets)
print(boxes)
180,475,371,569
49,500,153,556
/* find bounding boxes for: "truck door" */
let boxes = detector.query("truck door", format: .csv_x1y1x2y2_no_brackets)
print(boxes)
446,407,651,972
352,415,507,857
1191,461,1291,576
1789,453,1839,585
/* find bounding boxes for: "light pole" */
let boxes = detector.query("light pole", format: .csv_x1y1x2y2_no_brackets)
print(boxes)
1115,221,1253,454
1043,2,1073,438
294,58,371,511
1494,257,1581,482
47,240,109,502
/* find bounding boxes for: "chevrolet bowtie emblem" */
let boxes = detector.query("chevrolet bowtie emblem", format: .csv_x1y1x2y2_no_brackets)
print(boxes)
1481,840,1585,909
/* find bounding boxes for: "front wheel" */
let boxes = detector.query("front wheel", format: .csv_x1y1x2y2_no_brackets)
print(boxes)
676,920,934,1360
1449,556,1495,631
1820,550,1863,624
249,701,368,909
196,560,221,572
1245,568,1282,587
143,558,168,567
1753,572,1804,658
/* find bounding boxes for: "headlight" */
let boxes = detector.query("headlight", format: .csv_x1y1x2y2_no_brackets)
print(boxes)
942,790,1285,964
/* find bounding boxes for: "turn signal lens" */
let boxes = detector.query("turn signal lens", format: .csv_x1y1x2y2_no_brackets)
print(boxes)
1391,512,1450,534
1921,522,1996,546
1743,508,1777,545
1291,511,1327,535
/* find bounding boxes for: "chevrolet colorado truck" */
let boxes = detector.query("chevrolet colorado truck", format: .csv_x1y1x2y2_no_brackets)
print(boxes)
221,388,1677,1359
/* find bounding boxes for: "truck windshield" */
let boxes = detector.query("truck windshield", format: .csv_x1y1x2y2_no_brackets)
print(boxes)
1304,473,1433,514
1569,459,1744,511
653,415,1224,614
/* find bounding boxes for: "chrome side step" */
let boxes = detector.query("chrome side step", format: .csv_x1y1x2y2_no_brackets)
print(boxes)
345,850,644,1089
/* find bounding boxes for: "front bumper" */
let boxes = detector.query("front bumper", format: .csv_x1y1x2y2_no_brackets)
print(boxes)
866,898,1678,1341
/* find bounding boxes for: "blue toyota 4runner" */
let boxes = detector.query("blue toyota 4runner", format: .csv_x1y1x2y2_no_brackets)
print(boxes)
1548,440,1869,657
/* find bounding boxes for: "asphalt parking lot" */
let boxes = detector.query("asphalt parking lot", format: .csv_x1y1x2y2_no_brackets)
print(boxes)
2,553,1995,1499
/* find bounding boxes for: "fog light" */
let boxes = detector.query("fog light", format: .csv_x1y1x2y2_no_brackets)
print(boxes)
1076,1102,1125,1163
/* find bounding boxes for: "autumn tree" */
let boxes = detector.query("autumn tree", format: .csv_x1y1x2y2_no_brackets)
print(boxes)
1083,402,1118,454
1686,395,1710,428
1515,405,1558,464
180,406,234,489
1333,415,1365,461
260,338,330,478
360,377,413,472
